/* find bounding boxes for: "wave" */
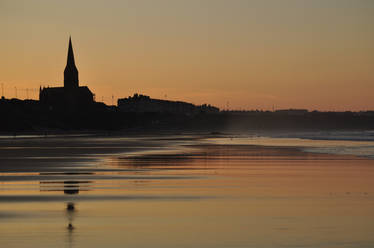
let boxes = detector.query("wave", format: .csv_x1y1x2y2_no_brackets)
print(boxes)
210,130,374,159
267,130,374,159
269,130,374,142
302,146,374,159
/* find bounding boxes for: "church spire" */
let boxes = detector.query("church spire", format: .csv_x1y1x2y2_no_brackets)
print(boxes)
64,36,79,89
67,36,76,66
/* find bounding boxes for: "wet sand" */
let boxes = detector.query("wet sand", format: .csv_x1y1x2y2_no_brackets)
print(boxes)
1,135,374,248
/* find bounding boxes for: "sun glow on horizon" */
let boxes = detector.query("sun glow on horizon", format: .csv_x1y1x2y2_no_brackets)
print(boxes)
1,0,373,111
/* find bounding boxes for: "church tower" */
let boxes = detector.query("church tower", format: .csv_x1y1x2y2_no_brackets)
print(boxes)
64,37,79,89
40,37,94,108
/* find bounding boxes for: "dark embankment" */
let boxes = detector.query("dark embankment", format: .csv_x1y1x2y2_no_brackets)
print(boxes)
1,98,374,133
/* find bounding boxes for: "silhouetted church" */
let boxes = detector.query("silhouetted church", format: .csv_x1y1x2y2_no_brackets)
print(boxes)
39,37,94,108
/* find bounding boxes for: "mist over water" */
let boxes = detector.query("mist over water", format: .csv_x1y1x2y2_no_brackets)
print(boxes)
211,130,374,158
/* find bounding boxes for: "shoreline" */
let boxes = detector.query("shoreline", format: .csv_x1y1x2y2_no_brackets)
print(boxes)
1,134,373,176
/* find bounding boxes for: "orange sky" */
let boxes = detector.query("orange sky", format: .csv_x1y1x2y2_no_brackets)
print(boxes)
1,0,373,110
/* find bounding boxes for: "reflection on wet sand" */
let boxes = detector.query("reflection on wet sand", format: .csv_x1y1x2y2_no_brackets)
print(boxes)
66,202,76,248
0,136,374,248
63,180,79,248
39,180,92,194
39,171,93,197
40,174,81,247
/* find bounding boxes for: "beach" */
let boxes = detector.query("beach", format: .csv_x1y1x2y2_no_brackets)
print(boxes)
1,134,374,248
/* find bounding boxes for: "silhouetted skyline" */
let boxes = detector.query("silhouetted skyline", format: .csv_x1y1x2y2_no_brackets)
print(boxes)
1,0,373,110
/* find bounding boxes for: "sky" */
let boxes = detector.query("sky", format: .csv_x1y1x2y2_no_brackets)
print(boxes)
1,0,373,110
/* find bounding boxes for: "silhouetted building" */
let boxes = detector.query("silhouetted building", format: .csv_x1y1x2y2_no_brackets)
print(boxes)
118,93,219,115
39,37,94,109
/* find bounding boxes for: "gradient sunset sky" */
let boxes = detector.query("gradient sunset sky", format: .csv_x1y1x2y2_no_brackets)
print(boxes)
1,0,373,110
